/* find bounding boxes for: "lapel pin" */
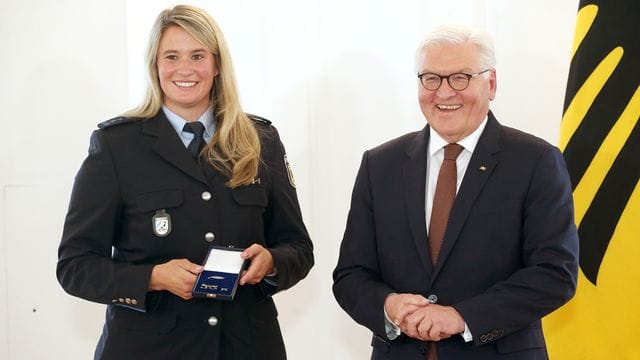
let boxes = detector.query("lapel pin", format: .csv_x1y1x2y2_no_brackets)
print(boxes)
251,177,261,185
479,165,487,172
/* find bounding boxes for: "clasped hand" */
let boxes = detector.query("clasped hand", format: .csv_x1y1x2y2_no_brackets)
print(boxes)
384,293,465,341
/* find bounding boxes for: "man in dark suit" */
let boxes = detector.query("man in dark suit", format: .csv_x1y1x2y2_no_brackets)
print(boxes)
333,25,578,359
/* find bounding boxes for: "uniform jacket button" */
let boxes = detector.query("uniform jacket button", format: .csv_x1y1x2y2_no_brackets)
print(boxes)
201,191,212,201
427,294,438,303
205,232,215,242
208,316,218,327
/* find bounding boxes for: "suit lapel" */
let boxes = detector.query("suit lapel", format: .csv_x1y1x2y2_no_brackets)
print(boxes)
403,127,434,276
142,112,209,185
431,112,502,281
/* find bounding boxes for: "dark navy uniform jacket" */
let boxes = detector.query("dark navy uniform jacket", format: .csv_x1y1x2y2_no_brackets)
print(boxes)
57,110,313,360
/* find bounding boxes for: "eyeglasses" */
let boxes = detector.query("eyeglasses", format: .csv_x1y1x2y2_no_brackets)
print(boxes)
417,69,491,91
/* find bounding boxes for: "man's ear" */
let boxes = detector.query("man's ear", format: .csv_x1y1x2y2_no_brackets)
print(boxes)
488,69,497,101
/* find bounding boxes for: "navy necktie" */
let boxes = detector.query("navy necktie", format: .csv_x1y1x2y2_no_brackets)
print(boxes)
183,122,206,159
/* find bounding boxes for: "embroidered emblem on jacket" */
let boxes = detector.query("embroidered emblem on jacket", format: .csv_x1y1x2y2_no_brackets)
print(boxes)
152,209,172,237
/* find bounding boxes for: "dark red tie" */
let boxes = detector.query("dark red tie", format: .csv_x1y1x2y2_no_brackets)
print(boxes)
428,143,463,265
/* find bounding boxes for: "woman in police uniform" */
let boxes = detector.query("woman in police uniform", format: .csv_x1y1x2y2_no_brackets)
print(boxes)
56,5,313,360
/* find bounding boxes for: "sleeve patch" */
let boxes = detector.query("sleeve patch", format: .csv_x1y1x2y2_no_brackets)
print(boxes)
284,154,296,188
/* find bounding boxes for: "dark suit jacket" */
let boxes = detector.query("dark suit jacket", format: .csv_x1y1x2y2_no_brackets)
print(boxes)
57,111,313,360
333,112,578,359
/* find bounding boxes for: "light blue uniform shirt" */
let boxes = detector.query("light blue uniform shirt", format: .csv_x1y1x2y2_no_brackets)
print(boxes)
162,105,216,147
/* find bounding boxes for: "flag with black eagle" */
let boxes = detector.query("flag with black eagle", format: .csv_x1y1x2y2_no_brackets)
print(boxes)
543,1,640,358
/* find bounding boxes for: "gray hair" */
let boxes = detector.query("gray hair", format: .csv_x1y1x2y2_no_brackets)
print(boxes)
415,25,496,72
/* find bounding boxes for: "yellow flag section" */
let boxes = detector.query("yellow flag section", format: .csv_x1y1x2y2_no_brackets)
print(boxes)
544,2,640,359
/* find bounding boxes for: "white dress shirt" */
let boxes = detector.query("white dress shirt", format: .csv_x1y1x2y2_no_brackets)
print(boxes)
425,118,487,229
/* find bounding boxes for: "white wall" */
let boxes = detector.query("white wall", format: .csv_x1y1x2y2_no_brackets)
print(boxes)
0,0,129,358
0,0,577,358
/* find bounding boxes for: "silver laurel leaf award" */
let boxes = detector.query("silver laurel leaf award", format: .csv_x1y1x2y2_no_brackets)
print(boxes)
192,246,248,301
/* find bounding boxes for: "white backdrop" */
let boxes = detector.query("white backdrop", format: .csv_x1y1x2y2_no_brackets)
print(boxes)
0,0,577,358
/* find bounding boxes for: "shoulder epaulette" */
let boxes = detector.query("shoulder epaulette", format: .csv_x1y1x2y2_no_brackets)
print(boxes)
247,113,272,126
98,116,137,129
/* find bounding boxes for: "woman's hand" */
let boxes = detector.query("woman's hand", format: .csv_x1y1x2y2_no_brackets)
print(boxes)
148,259,203,300
239,244,275,285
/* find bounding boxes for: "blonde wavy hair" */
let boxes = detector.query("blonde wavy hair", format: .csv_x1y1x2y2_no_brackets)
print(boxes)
125,5,260,188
